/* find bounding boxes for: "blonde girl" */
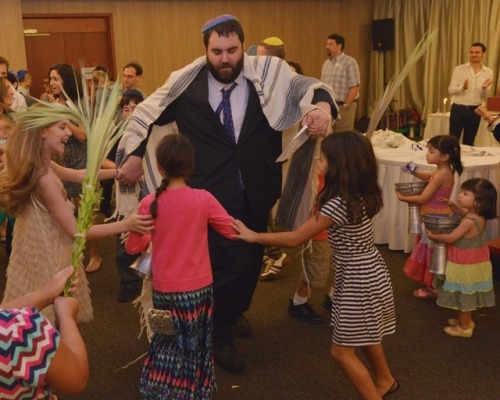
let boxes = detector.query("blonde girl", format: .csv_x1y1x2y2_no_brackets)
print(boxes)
0,114,153,323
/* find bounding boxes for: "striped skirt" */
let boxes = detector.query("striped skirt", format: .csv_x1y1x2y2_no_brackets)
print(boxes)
140,286,216,400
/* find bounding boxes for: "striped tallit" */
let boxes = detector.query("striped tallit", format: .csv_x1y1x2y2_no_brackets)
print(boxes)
114,54,336,218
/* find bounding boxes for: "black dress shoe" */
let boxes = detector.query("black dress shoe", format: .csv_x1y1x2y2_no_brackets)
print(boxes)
213,341,246,373
233,315,252,338
117,286,139,303
288,299,324,325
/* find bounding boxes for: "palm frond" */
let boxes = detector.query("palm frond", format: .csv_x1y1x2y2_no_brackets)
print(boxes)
366,29,437,139
13,68,127,295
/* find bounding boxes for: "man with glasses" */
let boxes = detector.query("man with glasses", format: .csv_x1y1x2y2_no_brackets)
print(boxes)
122,61,145,96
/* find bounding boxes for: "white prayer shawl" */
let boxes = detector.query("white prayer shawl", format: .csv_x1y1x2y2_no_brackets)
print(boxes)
114,54,336,217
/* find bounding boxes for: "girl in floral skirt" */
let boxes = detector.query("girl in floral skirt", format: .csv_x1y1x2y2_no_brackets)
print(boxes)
125,134,236,399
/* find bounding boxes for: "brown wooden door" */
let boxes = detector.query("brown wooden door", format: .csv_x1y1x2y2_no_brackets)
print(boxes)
23,15,115,99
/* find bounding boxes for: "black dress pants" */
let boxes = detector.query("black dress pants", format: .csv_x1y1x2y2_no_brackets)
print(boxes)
449,103,481,146
209,200,268,343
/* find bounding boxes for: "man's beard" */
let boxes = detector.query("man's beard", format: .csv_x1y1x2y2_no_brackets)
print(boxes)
207,56,244,84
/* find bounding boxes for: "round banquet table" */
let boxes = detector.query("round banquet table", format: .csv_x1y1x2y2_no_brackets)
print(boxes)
424,112,500,148
373,134,500,252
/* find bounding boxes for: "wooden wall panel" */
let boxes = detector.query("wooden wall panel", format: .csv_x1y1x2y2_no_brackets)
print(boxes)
1,0,27,69
17,0,373,116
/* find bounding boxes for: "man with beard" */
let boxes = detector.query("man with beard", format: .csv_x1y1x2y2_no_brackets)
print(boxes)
116,14,336,373
321,33,360,132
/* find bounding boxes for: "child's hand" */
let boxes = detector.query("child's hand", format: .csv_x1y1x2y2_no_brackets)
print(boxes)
401,161,418,174
231,219,258,243
125,212,154,234
53,296,80,328
426,229,436,240
43,266,77,302
438,197,452,207
395,191,406,202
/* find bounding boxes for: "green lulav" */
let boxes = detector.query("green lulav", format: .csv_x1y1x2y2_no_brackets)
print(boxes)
13,66,129,297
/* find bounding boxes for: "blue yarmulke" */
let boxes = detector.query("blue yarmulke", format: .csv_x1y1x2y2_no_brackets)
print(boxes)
201,14,238,34
17,69,27,81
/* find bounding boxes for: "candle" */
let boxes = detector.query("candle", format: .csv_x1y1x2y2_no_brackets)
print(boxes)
443,98,448,106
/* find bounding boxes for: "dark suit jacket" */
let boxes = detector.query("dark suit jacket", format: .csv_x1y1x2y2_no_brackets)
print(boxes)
155,66,282,218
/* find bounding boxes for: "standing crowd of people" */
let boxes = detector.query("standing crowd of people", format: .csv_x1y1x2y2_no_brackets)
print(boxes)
0,13,498,400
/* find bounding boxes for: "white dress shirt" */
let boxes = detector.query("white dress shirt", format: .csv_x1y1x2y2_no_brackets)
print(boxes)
208,71,249,142
448,63,493,106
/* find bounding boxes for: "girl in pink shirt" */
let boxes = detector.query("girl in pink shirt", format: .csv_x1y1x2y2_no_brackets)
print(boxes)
125,134,236,399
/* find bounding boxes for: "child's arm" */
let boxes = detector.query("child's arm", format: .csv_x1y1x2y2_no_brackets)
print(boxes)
438,198,467,217
426,218,474,244
396,170,448,204
233,213,332,248
102,159,116,169
125,232,151,254
125,201,153,254
0,267,87,394
0,266,77,310
51,161,120,183
401,161,431,181
412,170,432,181
207,195,238,239
45,296,89,394
39,174,153,241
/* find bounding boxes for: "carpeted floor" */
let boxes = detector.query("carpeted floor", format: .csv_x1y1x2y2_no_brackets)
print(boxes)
1,235,499,399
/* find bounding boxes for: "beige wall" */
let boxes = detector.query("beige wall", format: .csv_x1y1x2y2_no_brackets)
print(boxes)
1,0,27,69
3,0,373,116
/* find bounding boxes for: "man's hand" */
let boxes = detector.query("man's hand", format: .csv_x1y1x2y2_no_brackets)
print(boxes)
482,78,492,90
463,79,469,90
301,102,332,138
119,155,144,186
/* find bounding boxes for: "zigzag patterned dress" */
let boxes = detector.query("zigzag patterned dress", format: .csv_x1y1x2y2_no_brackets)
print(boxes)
0,307,60,399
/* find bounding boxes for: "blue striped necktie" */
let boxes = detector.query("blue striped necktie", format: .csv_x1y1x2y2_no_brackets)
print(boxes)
216,82,237,142
215,82,245,211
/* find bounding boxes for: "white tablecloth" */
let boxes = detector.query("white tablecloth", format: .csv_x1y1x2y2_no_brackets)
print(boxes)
372,133,500,252
424,112,499,147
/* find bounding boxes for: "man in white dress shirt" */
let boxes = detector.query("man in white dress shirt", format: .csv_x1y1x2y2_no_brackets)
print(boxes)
448,42,493,145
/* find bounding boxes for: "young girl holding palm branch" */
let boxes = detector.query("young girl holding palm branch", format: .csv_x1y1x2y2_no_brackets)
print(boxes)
0,112,153,324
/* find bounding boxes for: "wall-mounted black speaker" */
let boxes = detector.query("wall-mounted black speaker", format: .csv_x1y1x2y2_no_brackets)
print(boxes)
372,18,395,51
